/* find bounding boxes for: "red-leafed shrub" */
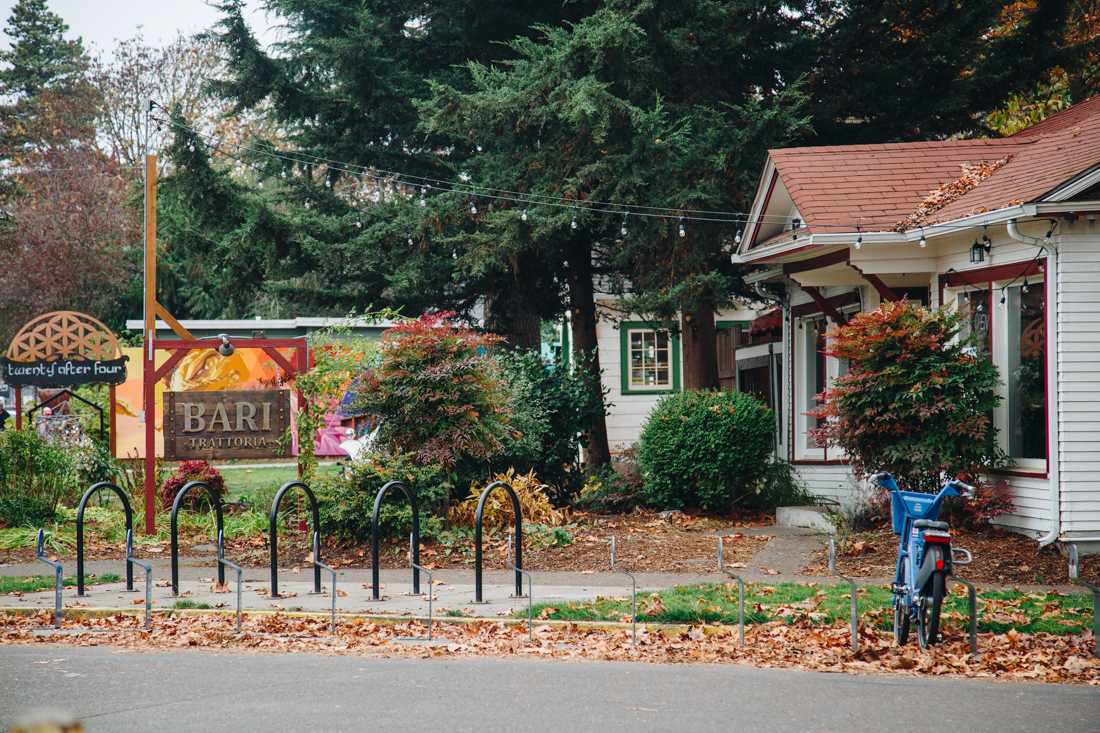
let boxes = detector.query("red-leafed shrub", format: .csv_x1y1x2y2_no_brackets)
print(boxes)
810,301,1011,521
353,312,510,469
160,460,225,510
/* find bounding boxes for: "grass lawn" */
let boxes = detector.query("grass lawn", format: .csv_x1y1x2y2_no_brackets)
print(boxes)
527,582,1095,635
220,463,341,502
0,573,121,594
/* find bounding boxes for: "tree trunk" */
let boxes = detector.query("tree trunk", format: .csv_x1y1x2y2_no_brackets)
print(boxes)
567,240,611,468
681,301,719,390
485,295,542,350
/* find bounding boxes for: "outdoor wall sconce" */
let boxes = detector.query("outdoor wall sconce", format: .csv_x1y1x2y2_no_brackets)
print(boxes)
969,238,991,264
216,333,235,357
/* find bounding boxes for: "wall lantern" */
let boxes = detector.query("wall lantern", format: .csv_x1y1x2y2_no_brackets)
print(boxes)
969,238,991,264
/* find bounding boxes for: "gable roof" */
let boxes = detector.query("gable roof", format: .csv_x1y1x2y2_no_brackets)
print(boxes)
751,94,1100,245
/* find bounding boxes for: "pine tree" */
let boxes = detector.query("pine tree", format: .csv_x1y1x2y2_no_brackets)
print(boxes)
0,0,85,98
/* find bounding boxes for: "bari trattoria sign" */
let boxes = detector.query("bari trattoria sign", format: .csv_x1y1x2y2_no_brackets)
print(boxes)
163,390,290,460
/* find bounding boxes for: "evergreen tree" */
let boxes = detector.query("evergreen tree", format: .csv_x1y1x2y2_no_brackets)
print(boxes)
0,0,85,98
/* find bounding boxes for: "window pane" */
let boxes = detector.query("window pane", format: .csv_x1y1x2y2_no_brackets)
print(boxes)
631,368,644,385
655,368,669,385
958,290,991,357
1007,285,1045,459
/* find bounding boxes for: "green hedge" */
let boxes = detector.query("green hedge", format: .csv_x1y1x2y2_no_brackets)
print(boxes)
638,390,773,512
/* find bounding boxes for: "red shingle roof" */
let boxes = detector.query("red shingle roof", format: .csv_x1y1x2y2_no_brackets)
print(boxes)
766,95,1100,234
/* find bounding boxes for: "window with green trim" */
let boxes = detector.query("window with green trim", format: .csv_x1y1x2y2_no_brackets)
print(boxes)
619,322,680,394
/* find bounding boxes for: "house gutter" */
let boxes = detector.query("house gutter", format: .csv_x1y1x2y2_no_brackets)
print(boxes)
1006,218,1060,547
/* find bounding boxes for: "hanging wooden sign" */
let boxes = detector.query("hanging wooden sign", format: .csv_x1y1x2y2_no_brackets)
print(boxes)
163,390,290,460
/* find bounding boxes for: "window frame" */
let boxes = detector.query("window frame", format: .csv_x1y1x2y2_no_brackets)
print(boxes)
945,273,1048,475
619,321,681,395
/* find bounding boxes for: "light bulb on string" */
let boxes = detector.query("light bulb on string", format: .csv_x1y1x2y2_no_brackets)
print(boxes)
407,234,414,246
620,214,629,237
734,228,743,245
571,207,578,230
918,228,927,248
419,187,427,207
1022,278,1029,294
854,234,863,250
521,209,528,222
469,197,478,215
678,217,686,238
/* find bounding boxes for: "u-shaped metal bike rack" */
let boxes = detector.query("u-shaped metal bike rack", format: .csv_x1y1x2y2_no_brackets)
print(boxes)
371,480,421,599
269,481,323,597
169,480,225,597
75,481,134,596
473,480,524,603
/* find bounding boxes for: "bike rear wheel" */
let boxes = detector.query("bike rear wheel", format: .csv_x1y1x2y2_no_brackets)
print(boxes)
917,571,945,649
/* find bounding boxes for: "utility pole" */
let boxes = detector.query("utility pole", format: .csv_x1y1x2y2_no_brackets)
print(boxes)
142,99,157,534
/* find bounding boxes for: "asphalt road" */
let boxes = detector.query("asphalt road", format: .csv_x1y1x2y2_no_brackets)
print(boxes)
0,646,1096,733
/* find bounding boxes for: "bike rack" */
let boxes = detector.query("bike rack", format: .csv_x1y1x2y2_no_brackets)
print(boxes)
75,481,134,596
717,536,745,646
371,480,421,600
268,481,323,597
216,529,243,634
473,480,524,603
1067,544,1100,659
126,529,153,630
316,560,338,634
169,480,225,596
609,536,637,645
827,538,859,653
408,533,435,641
35,529,63,629
508,534,533,643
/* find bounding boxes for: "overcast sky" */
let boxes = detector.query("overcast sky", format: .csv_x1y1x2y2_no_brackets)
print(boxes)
0,0,279,53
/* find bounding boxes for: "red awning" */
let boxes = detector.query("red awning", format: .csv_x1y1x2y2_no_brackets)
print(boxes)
749,308,782,335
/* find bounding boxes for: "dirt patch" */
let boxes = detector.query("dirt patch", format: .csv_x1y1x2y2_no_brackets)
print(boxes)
4,510,772,576
805,526,1100,586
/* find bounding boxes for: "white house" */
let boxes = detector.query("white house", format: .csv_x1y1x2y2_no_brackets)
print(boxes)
591,303,760,453
733,95,1100,553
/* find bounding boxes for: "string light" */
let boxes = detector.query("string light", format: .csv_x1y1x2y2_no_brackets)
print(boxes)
620,214,629,237
734,228,743,245
571,206,578,230
918,228,927,248
419,186,427,207
469,197,478,215
521,209,528,222
1022,277,1030,295
678,216,686,238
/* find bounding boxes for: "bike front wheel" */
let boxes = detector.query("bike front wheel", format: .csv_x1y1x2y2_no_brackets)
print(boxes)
893,598,910,646
917,572,945,649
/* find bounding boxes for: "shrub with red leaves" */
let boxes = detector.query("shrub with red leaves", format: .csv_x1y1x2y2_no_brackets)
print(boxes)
353,312,509,469
810,302,1011,519
160,460,226,510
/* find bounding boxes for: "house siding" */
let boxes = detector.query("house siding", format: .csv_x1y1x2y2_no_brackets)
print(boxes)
1056,234,1100,537
595,301,754,452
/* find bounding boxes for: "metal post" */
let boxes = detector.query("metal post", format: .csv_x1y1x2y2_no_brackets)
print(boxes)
35,530,62,629
127,540,153,630
217,528,243,634
509,535,533,643
409,534,434,641
315,561,338,634
950,575,979,656
718,536,745,646
1068,545,1100,658
828,538,859,653
610,537,637,645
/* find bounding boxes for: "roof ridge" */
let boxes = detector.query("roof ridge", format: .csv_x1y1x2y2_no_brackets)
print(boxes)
1009,94,1100,138
769,137,1025,157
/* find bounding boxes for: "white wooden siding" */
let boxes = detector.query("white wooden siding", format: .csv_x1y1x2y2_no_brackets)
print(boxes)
793,463,862,506
595,301,754,452
1056,233,1100,537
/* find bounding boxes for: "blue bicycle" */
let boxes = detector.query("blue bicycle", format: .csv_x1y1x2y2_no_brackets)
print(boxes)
872,472,974,649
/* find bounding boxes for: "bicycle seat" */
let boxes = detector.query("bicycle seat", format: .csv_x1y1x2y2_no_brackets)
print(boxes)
913,519,949,530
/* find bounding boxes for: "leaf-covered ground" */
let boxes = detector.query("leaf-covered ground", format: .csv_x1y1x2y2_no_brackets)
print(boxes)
806,526,1100,586
1,609,1096,685
527,582,1095,636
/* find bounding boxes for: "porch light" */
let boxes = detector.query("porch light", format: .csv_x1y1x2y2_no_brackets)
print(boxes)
969,238,990,264
918,228,927,248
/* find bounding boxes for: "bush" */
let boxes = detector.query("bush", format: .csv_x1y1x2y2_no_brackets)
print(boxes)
353,312,510,469
314,452,450,542
743,457,816,510
493,349,606,501
449,469,563,529
159,460,226,510
574,464,643,513
638,390,773,512
810,301,1008,497
0,428,79,527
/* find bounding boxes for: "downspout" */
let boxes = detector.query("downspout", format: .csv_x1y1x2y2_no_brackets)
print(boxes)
1007,219,1060,546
